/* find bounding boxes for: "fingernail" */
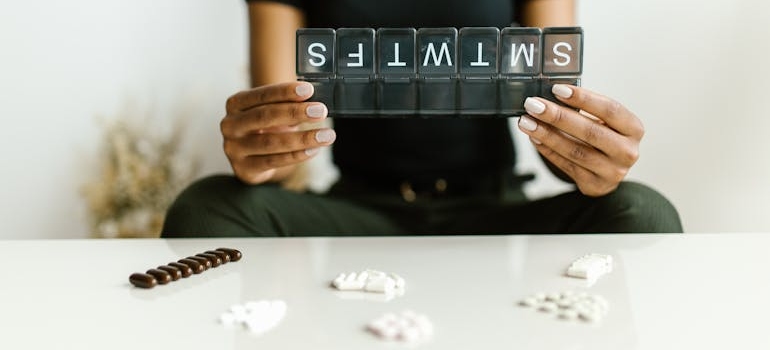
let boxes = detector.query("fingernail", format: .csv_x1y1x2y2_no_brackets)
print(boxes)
524,98,546,115
295,83,313,97
531,137,542,145
315,129,336,143
552,84,573,99
305,147,320,156
306,104,327,118
518,115,538,132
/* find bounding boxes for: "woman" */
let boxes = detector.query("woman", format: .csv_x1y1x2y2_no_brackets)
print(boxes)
161,0,682,236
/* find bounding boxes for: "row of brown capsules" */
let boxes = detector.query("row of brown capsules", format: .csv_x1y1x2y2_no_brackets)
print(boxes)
129,247,242,289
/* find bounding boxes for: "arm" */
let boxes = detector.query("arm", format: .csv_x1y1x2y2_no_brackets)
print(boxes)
248,2,305,86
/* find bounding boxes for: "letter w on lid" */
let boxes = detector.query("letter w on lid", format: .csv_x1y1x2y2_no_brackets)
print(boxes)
417,28,458,77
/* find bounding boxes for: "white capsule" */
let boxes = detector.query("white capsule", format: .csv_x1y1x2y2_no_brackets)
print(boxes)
365,275,396,294
578,309,600,322
546,292,561,301
533,292,547,301
366,269,387,278
345,272,358,281
357,271,369,282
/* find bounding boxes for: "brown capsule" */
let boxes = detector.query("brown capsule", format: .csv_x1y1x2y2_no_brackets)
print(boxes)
196,253,222,267
178,258,204,274
157,265,182,281
129,273,157,289
146,269,172,284
168,262,193,277
188,256,212,270
216,247,242,262
205,250,230,263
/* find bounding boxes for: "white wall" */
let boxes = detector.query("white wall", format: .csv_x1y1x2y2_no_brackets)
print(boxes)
1,0,768,238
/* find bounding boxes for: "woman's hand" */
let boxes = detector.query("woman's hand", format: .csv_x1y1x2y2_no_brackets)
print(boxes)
220,81,335,185
517,84,644,197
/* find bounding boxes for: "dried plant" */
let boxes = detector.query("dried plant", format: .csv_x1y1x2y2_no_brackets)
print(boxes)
82,115,199,238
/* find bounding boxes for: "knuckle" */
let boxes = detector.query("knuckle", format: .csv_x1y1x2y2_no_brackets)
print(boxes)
605,99,624,117
584,122,604,144
225,95,239,112
550,106,566,125
219,117,231,136
569,145,588,161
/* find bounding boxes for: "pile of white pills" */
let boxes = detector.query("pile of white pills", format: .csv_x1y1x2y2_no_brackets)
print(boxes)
519,291,609,323
366,310,434,343
332,269,406,295
219,300,287,334
566,253,613,283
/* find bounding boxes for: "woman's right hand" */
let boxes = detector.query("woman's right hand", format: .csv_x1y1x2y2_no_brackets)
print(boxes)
220,81,335,184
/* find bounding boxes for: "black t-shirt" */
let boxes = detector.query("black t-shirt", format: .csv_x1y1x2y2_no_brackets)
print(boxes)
248,0,519,184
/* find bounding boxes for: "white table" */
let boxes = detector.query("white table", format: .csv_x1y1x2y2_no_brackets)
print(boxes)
1,233,768,349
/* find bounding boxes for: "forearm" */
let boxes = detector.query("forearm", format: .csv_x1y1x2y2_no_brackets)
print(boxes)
246,1,307,185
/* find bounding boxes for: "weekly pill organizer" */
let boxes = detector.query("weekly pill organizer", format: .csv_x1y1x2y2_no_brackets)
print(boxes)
296,27,583,117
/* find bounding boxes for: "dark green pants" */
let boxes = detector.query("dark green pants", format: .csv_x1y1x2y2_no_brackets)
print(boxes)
161,174,683,237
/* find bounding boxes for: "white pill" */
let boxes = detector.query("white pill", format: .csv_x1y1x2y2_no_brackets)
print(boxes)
345,272,358,281
534,293,547,301
546,292,561,301
578,309,600,322
390,273,406,289
379,325,400,340
400,327,421,342
365,276,396,294
219,312,236,326
357,271,369,282
559,309,579,320
539,302,558,313
366,269,387,278
557,298,575,309
519,297,538,307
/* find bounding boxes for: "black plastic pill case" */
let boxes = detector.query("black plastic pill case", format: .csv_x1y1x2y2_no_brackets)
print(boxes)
296,27,582,118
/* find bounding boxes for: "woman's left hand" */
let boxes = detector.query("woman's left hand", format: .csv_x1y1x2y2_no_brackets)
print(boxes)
517,84,644,197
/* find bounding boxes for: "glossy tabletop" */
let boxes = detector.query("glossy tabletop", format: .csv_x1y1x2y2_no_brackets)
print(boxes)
1,233,768,349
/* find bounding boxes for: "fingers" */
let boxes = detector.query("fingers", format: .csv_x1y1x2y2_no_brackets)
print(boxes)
521,97,639,164
225,128,336,158
547,84,644,139
221,101,328,138
532,140,621,197
225,127,335,184
225,81,314,113
519,116,629,184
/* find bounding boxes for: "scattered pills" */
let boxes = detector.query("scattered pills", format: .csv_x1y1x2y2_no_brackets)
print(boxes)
331,269,406,296
518,290,609,323
367,310,433,344
219,300,287,335
128,248,242,289
566,253,613,283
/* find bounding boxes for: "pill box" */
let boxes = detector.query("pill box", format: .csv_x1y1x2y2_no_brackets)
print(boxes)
296,26,583,118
